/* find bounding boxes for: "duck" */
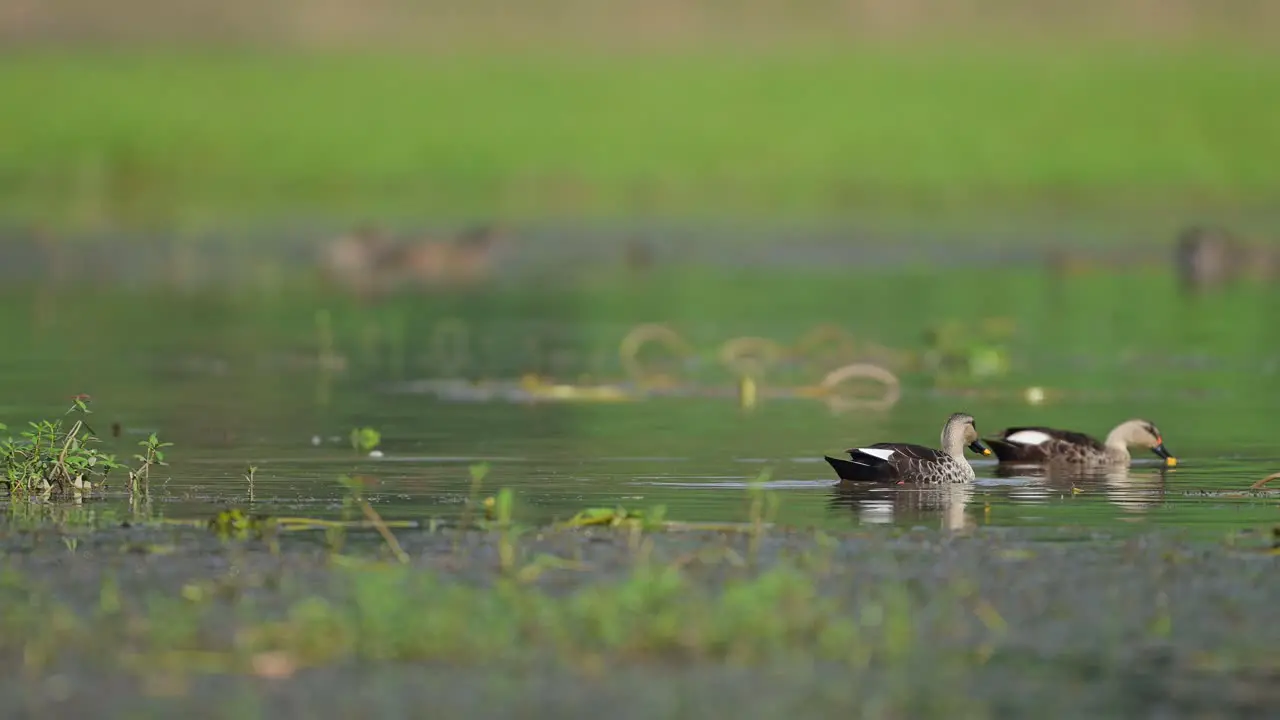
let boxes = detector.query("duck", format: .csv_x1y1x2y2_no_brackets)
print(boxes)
400,224,502,287
1173,224,1279,295
984,419,1176,467
319,224,396,299
823,412,991,485
319,224,505,298
1175,225,1243,295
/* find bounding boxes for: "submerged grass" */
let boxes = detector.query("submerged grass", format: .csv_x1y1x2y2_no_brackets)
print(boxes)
0,452,1275,717
0,467,944,678
2,46,1278,227
0,557,912,671
0,514,1274,714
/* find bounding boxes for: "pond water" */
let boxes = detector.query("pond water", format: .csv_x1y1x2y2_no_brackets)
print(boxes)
1,231,1277,538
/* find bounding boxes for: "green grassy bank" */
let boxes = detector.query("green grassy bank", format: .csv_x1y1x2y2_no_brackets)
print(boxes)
2,47,1278,229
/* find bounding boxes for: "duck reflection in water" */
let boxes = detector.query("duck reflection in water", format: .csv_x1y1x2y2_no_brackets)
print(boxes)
829,482,978,532
992,463,1171,513
829,464,1172,529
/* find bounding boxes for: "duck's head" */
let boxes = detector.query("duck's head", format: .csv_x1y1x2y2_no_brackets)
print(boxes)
945,412,991,456
1112,419,1177,467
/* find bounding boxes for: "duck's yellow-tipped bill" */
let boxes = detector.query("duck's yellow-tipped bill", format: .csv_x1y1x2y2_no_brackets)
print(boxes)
968,440,992,456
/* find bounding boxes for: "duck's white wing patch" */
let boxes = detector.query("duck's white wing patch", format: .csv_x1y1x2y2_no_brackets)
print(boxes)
855,447,896,460
1006,430,1053,446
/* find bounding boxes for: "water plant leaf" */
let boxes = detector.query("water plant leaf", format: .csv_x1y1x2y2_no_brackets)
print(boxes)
349,427,382,454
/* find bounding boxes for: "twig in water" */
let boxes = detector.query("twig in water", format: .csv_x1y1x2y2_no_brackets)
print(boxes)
360,501,409,564
1251,473,1280,490
746,468,774,568
244,465,258,503
454,462,490,555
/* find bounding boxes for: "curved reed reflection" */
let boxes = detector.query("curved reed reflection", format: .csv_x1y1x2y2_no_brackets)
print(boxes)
817,362,901,413
618,323,695,387
395,321,1020,409
718,336,784,379
792,324,857,375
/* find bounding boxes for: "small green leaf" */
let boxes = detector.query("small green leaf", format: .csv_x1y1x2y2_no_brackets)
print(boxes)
349,427,382,453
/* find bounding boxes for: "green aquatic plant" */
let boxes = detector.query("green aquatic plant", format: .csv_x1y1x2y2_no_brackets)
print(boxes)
490,488,517,573
0,398,129,498
128,432,173,496
0,543,1012,680
745,468,779,567
244,464,258,502
349,427,382,454
454,462,491,553
558,505,668,531
207,508,278,540
921,320,1012,383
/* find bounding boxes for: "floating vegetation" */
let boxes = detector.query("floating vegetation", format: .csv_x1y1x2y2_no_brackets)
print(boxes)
518,374,637,402
558,505,668,531
207,508,278,539
379,319,1024,414
921,319,1013,382
349,427,382,455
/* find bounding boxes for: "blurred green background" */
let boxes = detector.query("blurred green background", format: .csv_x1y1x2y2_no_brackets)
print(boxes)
2,12,1277,719
3,0,1278,233
1,1,1277,531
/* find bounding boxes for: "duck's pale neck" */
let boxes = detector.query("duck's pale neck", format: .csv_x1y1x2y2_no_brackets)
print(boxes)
940,425,967,460
1103,422,1137,459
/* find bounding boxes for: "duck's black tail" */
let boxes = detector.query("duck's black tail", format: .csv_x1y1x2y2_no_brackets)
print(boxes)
984,438,1035,463
824,455,892,483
